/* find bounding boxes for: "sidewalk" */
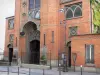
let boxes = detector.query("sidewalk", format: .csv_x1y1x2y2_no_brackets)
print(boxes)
0,66,99,75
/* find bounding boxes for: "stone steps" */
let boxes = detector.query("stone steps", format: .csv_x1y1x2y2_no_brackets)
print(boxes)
19,64,50,70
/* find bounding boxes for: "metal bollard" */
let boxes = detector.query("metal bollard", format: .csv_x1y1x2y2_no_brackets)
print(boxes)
18,67,19,75
80,65,82,75
59,64,61,75
29,68,31,75
7,66,9,75
43,69,45,75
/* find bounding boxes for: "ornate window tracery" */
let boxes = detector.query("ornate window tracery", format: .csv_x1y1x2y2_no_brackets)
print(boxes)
69,26,78,36
65,3,82,19
28,0,40,20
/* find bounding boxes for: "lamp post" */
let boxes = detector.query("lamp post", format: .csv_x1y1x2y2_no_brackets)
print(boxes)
59,8,68,72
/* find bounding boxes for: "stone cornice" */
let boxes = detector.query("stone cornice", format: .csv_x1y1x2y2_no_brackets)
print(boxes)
60,0,73,4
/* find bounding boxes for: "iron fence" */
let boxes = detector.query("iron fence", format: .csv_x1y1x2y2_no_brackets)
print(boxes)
1,51,65,67
0,66,44,75
20,52,63,66
0,66,63,75
1,52,100,74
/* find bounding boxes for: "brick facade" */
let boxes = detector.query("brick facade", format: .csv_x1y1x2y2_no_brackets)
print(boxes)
4,0,100,67
71,34,100,67
4,16,15,57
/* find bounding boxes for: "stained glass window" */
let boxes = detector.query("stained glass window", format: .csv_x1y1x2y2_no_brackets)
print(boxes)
66,9,73,19
71,5,76,11
74,7,82,17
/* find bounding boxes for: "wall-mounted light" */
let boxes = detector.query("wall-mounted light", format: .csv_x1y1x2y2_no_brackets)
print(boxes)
59,8,64,12
20,31,25,36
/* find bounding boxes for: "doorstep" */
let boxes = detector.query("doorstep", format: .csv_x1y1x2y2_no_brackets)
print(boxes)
19,63,50,70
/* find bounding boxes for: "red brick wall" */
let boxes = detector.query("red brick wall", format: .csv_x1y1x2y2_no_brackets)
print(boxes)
4,0,92,61
59,0,91,52
71,34,100,67
40,0,60,59
4,17,15,56
4,0,21,57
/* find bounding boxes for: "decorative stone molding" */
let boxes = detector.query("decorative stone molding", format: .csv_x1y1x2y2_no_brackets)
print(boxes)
29,30,40,41
60,0,73,3
22,13,26,16
22,1,27,7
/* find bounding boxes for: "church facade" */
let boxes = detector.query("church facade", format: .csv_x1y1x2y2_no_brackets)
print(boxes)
4,0,100,67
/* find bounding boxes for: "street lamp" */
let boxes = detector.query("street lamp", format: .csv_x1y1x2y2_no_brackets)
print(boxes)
59,8,68,72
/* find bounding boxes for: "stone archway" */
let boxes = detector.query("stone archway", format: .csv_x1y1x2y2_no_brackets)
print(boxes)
21,21,40,64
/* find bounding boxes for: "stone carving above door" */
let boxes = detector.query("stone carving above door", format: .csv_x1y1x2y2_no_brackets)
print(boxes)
29,30,40,42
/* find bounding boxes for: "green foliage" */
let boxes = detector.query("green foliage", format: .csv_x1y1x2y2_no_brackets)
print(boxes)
90,0,100,33
41,55,46,61
93,24,98,33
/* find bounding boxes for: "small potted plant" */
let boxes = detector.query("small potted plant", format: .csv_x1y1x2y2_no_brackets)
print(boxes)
40,55,47,65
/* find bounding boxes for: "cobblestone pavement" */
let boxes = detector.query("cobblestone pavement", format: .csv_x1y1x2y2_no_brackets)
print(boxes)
0,66,99,75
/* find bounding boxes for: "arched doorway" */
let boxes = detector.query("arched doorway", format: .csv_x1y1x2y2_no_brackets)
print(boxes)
20,21,40,64
30,40,40,64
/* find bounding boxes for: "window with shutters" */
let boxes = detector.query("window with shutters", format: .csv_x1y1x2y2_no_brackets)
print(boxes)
85,44,94,64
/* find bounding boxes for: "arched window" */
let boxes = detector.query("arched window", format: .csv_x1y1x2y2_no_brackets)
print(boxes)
74,6,82,17
65,3,82,19
66,8,73,19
